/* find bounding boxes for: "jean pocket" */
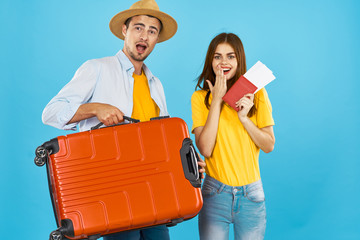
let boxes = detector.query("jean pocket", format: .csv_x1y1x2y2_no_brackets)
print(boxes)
201,183,217,198
246,186,265,203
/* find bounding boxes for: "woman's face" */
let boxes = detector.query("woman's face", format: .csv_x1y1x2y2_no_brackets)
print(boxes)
212,42,238,80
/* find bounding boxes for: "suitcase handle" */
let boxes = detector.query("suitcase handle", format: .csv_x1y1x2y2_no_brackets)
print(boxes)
150,115,170,121
90,116,140,130
180,138,202,188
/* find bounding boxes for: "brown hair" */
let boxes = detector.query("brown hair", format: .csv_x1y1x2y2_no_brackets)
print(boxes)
195,33,256,116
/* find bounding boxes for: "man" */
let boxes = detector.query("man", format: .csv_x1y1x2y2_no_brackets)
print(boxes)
42,0,205,239
43,0,177,131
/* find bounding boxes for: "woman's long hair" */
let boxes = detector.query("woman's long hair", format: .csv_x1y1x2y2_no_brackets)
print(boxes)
195,33,256,116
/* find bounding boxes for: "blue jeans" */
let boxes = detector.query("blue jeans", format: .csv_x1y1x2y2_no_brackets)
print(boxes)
102,225,169,240
198,176,266,240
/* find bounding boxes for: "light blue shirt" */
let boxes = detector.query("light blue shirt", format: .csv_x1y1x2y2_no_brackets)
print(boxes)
42,50,168,131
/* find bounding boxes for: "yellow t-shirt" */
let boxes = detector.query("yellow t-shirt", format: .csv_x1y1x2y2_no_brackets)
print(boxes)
191,88,274,186
131,71,159,121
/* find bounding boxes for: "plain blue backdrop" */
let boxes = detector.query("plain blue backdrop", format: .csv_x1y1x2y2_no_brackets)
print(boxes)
1,0,359,239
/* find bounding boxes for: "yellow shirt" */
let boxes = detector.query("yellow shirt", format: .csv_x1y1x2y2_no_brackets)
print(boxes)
131,71,159,121
191,88,274,186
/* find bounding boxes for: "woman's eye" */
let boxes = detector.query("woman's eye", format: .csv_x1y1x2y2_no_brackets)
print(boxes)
214,56,221,60
228,55,235,59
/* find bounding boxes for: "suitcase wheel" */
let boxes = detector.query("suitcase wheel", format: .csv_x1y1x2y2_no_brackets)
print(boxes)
35,146,47,158
34,146,47,166
49,230,63,240
34,156,46,166
166,218,184,227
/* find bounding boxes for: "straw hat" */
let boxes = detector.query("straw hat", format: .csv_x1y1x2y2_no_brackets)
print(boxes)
109,0,177,43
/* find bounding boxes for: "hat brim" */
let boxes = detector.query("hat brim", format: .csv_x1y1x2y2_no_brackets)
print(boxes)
109,9,177,43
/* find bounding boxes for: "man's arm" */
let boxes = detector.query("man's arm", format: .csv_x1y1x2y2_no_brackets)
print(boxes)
42,60,99,130
68,103,124,126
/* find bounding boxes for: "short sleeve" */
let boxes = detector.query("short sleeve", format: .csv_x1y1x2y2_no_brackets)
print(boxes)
255,88,275,128
191,90,208,133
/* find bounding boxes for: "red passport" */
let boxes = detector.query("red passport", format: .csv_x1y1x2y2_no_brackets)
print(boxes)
222,75,258,111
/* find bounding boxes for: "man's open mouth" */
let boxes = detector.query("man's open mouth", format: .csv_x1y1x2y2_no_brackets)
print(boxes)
136,43,147,53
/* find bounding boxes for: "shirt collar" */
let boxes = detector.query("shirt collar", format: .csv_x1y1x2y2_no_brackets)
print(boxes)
116,50,134,72
142,64,155,82
116,50,155,82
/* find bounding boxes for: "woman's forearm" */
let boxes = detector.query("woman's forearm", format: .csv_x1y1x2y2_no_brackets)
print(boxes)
195,99,223,158
239,117,275,153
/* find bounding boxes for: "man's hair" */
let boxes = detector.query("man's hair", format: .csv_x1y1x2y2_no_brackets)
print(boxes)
124,15,163,33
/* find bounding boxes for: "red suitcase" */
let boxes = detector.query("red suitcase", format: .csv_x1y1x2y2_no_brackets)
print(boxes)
35,117,203,240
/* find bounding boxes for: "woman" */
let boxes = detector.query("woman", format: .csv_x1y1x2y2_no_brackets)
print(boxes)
191,33,275,240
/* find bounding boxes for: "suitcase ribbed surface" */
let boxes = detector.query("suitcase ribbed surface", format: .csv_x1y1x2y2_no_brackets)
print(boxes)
48,118,202,239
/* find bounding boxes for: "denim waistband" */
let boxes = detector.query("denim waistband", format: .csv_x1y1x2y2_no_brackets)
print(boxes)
203,175,263,195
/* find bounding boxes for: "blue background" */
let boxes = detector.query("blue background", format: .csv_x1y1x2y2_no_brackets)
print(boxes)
1,0,359,239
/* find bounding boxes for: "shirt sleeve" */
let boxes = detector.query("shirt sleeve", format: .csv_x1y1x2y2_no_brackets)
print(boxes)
255,88,275,128
191,91,208,133
42,60,99,130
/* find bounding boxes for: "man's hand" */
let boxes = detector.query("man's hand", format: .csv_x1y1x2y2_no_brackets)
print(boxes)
68,103,124,126
94,103,125,126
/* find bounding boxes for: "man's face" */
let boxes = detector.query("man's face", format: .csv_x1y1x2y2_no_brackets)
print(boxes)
122,15,161,62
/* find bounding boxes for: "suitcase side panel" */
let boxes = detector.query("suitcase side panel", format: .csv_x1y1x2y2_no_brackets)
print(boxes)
160,118,203,218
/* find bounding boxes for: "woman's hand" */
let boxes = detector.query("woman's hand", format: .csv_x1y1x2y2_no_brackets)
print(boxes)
235,93,275,153
194,67,227,158
236,93,254,121
197,153,206,179
206,66,227,103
